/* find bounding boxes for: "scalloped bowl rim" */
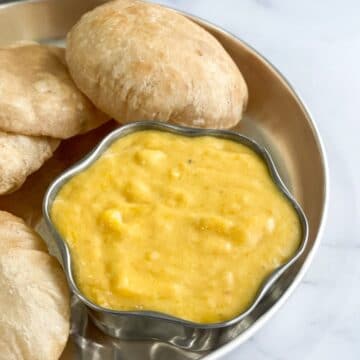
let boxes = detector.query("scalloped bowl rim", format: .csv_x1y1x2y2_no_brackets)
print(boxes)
43,120,309,330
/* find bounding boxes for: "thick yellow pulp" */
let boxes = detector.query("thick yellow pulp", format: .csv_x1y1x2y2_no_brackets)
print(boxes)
51,130,301,323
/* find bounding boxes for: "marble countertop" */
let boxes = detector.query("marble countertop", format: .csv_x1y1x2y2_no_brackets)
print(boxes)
153,1,360,359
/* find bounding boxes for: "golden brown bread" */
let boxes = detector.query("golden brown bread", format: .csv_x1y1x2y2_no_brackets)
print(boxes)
0,249,70,360
0,43,109,139
0,211,46,252
0,131,59,195
66,0,248,129
0,213,70,359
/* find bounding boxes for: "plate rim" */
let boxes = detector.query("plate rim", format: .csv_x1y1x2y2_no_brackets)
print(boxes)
186,13,330,360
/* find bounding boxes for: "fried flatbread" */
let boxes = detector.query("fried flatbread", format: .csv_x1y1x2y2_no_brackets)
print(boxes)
0,249,70,360
0,43,109,139
0,131,59,194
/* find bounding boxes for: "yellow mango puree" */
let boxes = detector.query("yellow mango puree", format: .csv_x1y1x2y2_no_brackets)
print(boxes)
51,130,301,323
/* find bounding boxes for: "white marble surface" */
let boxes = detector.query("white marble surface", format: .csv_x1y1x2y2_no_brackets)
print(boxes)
152,1,360,359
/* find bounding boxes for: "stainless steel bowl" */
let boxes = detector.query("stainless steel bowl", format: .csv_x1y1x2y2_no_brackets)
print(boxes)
43,121,308,351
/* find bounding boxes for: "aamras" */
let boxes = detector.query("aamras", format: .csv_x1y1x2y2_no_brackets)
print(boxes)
51,130,301,323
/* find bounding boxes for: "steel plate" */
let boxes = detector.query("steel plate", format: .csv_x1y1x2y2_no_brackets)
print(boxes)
0,1,328,359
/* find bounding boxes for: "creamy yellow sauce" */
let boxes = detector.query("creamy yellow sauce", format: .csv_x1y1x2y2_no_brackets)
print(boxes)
51,130,301,323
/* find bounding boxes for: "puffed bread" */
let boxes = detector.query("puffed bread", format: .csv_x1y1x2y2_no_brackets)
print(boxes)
0,131,59,195
0,211,46,253
66,0,248,129
0,43,109,139
0,249,70,360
